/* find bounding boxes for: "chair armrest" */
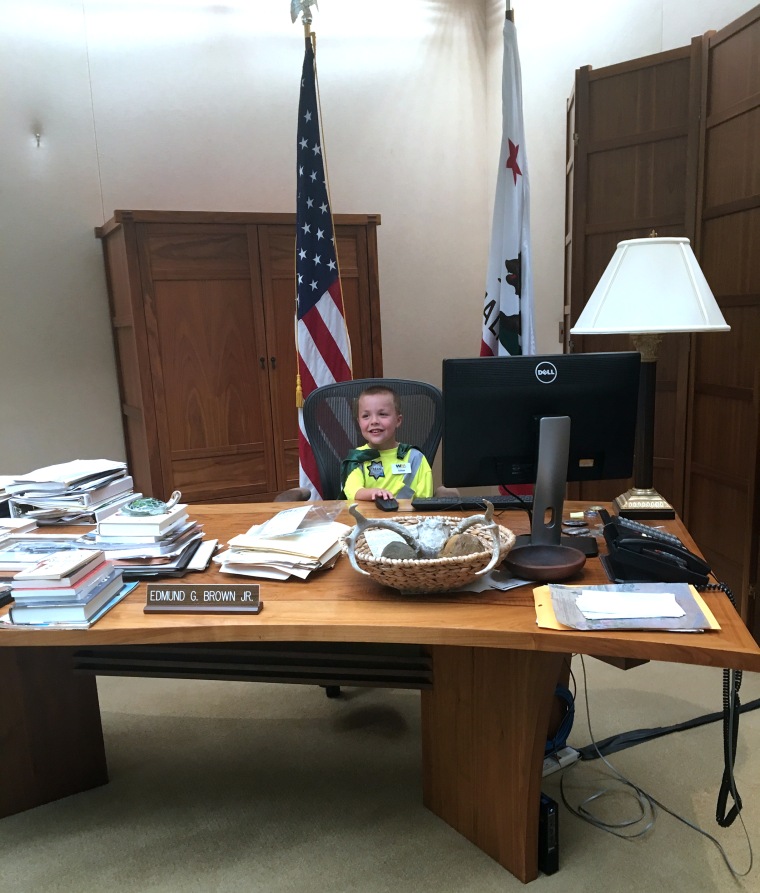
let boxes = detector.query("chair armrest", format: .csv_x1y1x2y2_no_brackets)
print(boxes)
274,487,311,502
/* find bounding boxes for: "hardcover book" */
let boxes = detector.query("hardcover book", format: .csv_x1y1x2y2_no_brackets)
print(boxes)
80,524,203,559
12,560,114,599
9,571,124,624
94,517,194,544
97,504,189,536
14,549,105,583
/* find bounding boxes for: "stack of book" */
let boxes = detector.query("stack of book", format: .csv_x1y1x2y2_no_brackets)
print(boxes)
6,459,136,525
79,500,209,578
215,508,349,581
8,548,127,627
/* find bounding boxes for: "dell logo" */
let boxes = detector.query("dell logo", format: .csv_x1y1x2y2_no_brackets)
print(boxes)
535,361,558,384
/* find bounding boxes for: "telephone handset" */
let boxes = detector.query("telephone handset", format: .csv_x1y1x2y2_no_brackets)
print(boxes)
598,509,711,586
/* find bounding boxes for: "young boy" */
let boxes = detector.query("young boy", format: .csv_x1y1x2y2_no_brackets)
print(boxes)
340,385,433,501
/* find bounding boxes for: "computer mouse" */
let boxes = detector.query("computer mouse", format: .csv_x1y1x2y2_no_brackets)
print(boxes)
374,495,399,512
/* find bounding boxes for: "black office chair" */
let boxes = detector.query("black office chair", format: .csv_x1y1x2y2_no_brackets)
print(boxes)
302,377,444,500
292,378,444,698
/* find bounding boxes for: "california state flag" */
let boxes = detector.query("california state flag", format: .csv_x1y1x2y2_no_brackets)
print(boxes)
480,15,535,357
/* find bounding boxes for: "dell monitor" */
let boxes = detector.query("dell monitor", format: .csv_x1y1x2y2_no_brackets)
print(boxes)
442,352,641,548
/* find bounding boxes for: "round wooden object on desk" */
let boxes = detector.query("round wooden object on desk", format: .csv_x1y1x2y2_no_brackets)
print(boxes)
504,544,586,583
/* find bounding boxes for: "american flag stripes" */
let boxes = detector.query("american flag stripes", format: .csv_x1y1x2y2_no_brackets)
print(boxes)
480,15,535,357
295,36,352,498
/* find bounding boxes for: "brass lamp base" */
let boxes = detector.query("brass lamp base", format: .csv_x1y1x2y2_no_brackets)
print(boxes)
613,487,676,520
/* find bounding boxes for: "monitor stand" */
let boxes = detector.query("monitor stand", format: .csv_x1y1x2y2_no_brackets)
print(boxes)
513,416,598,558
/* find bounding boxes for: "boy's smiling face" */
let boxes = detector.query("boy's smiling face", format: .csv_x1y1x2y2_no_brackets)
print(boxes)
357,392,402,452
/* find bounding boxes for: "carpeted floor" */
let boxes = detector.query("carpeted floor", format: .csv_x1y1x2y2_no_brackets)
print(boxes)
1,659,759,892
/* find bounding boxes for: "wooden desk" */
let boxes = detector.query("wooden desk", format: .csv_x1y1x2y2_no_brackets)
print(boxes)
2,502,759,884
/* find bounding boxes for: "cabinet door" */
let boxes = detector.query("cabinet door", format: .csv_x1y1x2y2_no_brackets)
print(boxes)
256,225,300,492
335,223,383,379
139,223,279,502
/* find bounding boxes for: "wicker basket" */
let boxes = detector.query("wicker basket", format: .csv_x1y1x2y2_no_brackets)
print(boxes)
342,515,516,594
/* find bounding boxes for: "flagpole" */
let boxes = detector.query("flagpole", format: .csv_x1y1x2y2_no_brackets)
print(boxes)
302,7,312,40
292,1,354,496
480,0,535,356
295,2,315,408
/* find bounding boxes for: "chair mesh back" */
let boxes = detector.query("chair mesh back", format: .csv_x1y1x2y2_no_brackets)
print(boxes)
302,378,444,499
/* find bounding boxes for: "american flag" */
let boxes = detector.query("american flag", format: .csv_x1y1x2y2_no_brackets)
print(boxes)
480,15,535,357
296,36,352,498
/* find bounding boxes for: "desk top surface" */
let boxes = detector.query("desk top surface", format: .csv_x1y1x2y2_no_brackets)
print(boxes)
2,501,759,670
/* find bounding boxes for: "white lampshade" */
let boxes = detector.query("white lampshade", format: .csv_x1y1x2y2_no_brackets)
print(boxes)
570,237,730,335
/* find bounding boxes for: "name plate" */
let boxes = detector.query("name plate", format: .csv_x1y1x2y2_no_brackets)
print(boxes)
145,583,262,614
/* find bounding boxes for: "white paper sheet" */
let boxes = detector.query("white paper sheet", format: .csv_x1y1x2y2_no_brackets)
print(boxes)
576,590,685,620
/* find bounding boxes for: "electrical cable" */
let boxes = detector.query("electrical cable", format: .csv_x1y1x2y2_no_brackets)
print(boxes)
701,581,743,828
575,579,748,829
559,655,753,878
498,485,533,523
545,684,575,756
575,696,760,761
544,658,577,760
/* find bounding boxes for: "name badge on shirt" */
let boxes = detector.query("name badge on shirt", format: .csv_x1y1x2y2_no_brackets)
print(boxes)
391,462,411,474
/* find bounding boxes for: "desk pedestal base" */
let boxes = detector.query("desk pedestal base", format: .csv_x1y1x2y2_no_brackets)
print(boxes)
422,645,566,884
3,642,565,883
0,647,108,817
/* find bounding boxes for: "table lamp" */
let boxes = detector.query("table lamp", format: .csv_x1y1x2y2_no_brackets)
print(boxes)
570,236,730,519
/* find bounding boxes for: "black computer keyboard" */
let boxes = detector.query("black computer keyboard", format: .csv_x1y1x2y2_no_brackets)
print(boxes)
411,494,533,512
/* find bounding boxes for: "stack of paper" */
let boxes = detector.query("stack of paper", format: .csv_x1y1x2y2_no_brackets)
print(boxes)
6,459,136,525
77,502,210,578
535,582,718,632
215,506,350,580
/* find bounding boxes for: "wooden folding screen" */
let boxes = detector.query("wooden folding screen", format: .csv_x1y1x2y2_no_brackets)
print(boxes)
565,6,760,632
686,9,760,631
565,42,703,509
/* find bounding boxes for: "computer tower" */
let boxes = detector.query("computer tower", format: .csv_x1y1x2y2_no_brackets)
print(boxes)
538,792,559,875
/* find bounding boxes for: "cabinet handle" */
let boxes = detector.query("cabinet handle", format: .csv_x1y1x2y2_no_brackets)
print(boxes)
270,356,277,369
259,357,265,369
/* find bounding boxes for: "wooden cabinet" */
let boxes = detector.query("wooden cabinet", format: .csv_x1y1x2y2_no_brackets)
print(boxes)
96,210,382,503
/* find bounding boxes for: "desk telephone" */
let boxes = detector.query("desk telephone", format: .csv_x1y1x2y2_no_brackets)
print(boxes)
598,510,711,586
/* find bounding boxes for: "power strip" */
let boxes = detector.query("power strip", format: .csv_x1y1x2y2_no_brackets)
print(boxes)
542,746,580,777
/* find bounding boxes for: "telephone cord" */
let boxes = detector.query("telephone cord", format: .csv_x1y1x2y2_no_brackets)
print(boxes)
559,654,752,878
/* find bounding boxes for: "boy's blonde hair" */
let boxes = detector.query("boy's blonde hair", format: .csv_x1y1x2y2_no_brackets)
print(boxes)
355,385,402,417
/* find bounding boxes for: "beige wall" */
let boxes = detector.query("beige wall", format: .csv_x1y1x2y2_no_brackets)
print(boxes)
0,0,755,474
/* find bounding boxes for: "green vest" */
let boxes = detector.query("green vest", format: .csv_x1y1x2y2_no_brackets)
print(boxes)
339,443,413,498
